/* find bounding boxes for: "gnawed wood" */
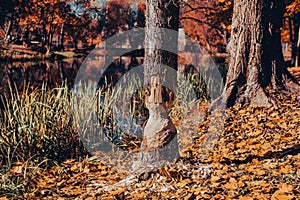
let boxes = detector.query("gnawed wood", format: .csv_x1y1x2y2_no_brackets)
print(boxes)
134,0,180,169
133,76,178,169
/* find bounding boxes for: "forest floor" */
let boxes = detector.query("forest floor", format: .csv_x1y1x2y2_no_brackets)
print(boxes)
1,67,300,200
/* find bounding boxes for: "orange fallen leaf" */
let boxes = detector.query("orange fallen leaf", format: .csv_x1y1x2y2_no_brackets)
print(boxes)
11,165,23,174
279,165,293,174
109,189,125,196
72,188,84,195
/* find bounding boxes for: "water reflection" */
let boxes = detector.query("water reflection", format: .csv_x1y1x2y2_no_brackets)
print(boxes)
0,54,227,110
0,56,145,96
0,59,81,92
0,59,82,110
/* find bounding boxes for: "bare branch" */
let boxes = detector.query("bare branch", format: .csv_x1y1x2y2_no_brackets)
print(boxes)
180,16,224,33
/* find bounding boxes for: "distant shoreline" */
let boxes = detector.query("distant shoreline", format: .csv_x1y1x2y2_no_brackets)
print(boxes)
0,44,89,63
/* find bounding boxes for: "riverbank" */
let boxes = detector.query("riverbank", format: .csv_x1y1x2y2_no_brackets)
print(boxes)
0,44,88,62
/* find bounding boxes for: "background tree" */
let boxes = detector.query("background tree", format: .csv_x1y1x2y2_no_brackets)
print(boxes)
99,0,131,39
65,10,93,50
137,1,146,27
285,0,300,66
180,0,233,53
95,0,145,40
212,0,299,110
17,0,72,53
0,0,17,44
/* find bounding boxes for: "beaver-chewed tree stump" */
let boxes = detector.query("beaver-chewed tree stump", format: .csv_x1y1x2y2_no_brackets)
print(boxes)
132,76,179,171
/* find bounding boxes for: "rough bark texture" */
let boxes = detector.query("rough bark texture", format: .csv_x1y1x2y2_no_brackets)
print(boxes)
143,0,179,85
291,13,300,67
265,0,299,93
295,26,300,67
134,0,180,169
211,0,299,110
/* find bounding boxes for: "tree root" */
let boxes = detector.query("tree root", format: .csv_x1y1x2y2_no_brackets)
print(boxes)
285,80,300,95
242,87,277,108
210,85,278,111
78,161,212,199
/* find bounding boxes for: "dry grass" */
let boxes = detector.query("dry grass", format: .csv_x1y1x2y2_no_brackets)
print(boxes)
0,71,214,197
0,84,88,196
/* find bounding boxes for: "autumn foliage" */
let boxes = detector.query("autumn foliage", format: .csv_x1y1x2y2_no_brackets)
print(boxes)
0,0,299,199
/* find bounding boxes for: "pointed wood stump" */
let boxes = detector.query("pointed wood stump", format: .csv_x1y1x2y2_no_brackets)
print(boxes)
133,76,179,170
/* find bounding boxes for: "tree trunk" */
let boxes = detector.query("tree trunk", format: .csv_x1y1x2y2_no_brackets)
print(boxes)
211,0,299,110
3,18,11,44
295,26,300,67
59,23,65,51
134,0,180,169
291,13,300,67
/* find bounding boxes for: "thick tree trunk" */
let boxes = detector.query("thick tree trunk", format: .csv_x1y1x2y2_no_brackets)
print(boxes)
212,0,270,108
268,2,299,93
134,0,180,169
211,0,299,110
264,0,285,89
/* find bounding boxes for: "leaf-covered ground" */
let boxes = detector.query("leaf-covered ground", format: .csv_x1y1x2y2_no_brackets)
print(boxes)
2,68,300,200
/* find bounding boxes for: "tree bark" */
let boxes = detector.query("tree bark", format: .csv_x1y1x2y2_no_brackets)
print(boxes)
134,0,180,169
59,23,65,51
291,13,300,67
3,18,11,44
211,0,299,110
295,26,300,67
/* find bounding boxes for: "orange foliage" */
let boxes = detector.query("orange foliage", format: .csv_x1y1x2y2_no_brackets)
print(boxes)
181,0,232,53
286,0,300,16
